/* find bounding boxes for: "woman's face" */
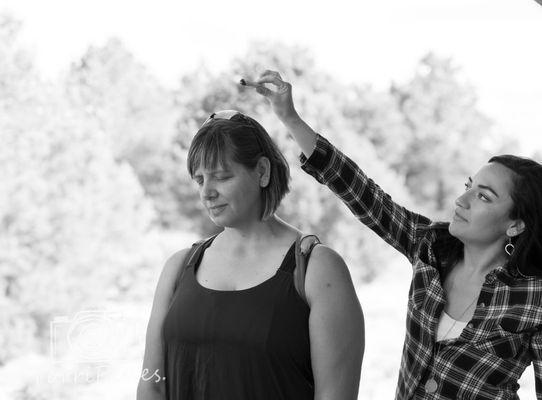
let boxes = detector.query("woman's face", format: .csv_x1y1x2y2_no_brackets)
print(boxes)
192,158,264,228
449,162,518,246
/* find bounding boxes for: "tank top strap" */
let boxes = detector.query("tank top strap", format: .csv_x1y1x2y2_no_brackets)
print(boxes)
277,242,297,273
190,236,297,274
189,234,218,271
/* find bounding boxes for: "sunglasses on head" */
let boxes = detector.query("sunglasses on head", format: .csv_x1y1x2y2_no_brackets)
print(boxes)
199,110,268,152
201,110,244,127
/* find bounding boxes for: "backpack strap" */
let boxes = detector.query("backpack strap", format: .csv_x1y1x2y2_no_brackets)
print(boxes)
293,233,321,305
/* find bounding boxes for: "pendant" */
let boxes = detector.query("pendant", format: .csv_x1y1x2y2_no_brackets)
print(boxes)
424,378,438,393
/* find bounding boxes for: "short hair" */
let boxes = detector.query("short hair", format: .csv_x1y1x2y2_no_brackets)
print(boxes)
489,154,542,277
187,112,290,220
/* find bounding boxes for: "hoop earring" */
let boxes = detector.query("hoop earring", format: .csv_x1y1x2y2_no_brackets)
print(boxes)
505,237,515,257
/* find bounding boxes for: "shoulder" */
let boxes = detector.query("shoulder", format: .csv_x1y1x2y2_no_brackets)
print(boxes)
306,244,351,281
163,247,192,274
164,235,215,271
147,246,195,326
307,244,346,270
304,245,356,304
159,240,205,285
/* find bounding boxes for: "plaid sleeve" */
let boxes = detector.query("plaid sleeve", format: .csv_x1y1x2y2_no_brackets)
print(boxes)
530,330,542,399
300,134,431,263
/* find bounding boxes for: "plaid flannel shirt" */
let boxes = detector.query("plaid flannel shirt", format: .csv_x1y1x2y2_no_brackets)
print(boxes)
300,134,542,400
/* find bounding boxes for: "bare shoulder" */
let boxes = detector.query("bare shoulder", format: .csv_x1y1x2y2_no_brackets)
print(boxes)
305,245,356,304
157,246,196,291
307,244,350,277
163,247,192,275
146,246,194,324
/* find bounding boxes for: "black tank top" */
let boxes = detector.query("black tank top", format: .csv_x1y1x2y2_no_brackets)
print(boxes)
162,237,314,400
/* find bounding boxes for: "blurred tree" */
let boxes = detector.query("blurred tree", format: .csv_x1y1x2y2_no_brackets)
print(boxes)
0,18,155,365
385,53,516,216
65,38,182,228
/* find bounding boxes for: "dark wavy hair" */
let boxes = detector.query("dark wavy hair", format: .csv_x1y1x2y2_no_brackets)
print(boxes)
187,112,290,220
488,155,542,277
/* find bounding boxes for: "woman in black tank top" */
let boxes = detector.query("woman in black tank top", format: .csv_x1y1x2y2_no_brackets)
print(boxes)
137,110,364,400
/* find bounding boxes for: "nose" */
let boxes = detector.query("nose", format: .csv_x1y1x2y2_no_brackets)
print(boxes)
455,190,471,209
200,179,218,201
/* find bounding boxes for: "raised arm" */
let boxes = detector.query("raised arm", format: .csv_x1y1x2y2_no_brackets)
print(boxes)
244,70,317,158
246,70,431,262
136,248,190,400
304,244,364,400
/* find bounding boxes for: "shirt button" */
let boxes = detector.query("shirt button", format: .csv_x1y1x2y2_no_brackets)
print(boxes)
425,378,438,393
467,322,474,329
479,302,486,308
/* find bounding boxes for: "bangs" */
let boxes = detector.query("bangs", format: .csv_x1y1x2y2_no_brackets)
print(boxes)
187,124,232,177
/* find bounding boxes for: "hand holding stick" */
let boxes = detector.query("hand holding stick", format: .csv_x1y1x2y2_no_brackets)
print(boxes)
240,71,297,123
240,70,317,157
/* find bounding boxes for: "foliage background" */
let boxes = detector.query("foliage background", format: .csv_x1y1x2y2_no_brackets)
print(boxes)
0,12,538,399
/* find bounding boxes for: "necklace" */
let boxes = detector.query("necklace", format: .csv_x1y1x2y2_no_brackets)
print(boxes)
424,294,479,394
438,295,478,342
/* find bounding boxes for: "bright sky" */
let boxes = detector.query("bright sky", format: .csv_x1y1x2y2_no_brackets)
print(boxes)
2,0,542,154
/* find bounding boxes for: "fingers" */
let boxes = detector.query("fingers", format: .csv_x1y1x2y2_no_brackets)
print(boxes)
262,70,283,81
239,78,274,98
256,70,285,88
255,85,274,98
239,70,290,98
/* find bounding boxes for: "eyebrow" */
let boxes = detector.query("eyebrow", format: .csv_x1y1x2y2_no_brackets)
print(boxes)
468,177,500,198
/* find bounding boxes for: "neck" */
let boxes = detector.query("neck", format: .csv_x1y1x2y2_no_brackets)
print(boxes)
221,215,296,246
461,240,507,276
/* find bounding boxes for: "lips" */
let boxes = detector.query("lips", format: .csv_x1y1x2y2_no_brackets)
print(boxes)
208,204,227,214
453,210,468,222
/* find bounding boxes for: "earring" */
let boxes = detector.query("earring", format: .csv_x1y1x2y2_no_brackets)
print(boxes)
505,237,515,257
260,176,269,187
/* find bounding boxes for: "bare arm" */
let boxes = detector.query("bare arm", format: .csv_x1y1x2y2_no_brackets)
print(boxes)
245,70,317,158
136,248,190,400
305,245,364,400
275,109,317,159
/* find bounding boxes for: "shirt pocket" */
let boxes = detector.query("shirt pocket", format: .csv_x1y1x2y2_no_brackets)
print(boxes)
499,305,542,333
473,306,540,360
473,331,527,360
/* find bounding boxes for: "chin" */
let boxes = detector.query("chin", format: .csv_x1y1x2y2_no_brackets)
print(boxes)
210,216,238,229
448,221,463,239
209,215,226,227
449,224,474,245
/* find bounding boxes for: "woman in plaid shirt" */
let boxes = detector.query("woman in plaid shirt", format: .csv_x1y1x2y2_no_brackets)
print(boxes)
246,70,542,399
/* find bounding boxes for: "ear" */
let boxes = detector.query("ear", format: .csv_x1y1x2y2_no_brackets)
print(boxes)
256,157,271,188
506,219,526,238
